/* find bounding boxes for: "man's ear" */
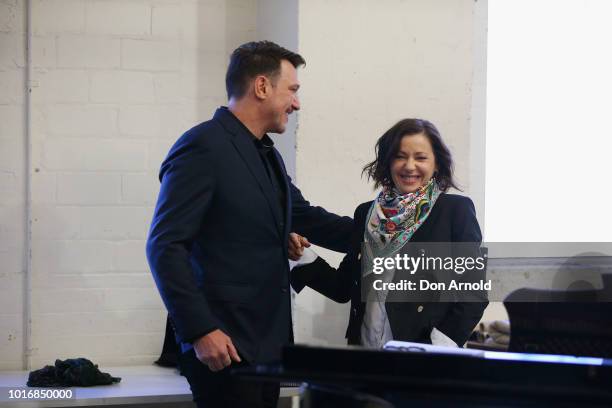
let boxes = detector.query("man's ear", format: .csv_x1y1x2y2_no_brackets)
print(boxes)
253,75,269,100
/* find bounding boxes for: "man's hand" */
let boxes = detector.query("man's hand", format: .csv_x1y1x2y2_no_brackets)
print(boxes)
288,232,311,261
193,329,241,372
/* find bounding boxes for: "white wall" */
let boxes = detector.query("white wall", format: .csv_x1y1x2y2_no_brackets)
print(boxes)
0,0,27,371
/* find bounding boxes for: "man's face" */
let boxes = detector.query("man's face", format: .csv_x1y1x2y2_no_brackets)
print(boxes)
264,59,300,134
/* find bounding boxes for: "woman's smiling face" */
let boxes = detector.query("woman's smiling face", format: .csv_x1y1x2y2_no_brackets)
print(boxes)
390,132,437,194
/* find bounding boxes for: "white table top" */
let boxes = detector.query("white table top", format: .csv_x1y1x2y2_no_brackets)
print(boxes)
0,365,191,407
0,365,299,407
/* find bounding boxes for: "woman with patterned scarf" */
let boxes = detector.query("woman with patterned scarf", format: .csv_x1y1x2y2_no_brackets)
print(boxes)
290,119,488,348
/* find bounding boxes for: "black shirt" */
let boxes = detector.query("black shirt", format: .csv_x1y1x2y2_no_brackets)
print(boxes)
252,134,287,218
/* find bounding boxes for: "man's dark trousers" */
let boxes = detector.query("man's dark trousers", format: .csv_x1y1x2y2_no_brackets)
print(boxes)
179,350,279,408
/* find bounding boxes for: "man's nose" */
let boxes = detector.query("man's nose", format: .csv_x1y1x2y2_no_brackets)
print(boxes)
292,95,300,111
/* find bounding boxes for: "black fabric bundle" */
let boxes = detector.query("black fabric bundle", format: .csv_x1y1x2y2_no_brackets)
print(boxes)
27,358,121,387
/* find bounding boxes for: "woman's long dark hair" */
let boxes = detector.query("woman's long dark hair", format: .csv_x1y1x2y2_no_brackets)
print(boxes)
362,119,459,192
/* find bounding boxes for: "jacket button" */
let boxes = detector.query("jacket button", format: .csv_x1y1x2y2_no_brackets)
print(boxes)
417,305,424,313
354,279,358,286
352,307,357,315
357,253,361,260
281,287,288,293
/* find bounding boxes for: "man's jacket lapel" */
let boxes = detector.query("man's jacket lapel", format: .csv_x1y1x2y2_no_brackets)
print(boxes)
214,108,283,232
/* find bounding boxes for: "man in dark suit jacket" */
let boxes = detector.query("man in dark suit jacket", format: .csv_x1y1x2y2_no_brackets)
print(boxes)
146,41,352,407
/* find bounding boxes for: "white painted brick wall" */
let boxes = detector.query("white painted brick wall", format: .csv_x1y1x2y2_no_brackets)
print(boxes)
34,69,89,103
32,240,116,274
32,205,151,240
0,105,25,139
147,139,176,170
159,104,196,138
226,0,257,51
0,70,25,104
56,173,122,204
121,173,159,205
33,0,85,34
0,0,24,34
31,287,163,316
0,3,15,32
31,171,57,204
78,206,151,240
0,206,25,258
32,205,81,240
0,139,25,183
118,105,161,137
121,39,180,71
30,333,164,368
0,0,25,371
0,33,25,68
34,310,166,338
42,139,148,171
57,35,121,69
85,1,151,36
153,73,182,103
33,270,157,290
90,70,156,104
151,3,182,39
45,105,118,137
113,240,149,272
192,0,225,52
32,36,56,68
0,314,23,370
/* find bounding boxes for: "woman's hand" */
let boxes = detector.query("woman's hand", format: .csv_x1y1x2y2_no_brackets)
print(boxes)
288,232,311,261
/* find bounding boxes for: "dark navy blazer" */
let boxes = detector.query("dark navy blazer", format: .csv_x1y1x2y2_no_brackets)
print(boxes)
146,107,352,363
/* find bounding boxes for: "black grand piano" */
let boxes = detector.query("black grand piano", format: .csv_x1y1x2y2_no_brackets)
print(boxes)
235,274,612,407
238,342,612,407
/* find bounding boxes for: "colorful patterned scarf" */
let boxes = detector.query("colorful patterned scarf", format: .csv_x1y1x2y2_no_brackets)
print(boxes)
360,179,441,348
365,178,441,257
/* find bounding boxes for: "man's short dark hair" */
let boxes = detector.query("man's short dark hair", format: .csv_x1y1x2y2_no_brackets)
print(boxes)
225,41,305,100
363,119,459,192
